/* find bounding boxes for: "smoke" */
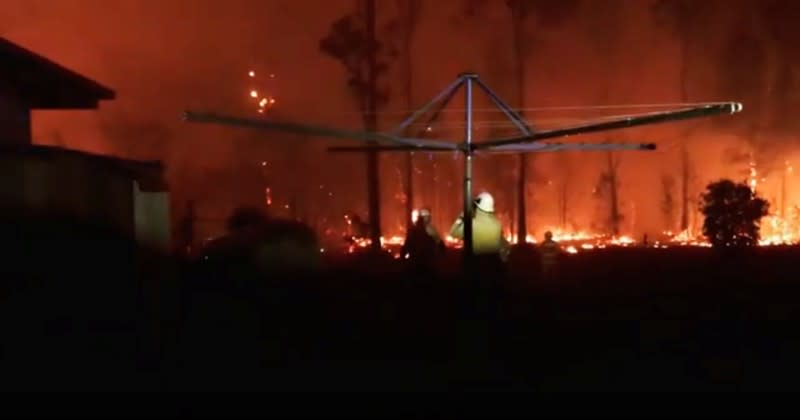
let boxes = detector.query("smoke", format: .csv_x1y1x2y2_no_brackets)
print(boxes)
1,0,797,239
722,147,752,167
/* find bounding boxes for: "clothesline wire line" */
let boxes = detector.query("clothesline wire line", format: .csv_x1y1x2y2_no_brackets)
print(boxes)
303,102,728,117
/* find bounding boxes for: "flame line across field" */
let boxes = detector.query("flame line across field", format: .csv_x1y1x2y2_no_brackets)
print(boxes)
335,217,800,258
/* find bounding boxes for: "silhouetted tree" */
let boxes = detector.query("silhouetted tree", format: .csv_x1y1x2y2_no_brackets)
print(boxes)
605,152,622,236
505,0,581,243
506,0,530,242
557,153,571,230
661,174,675,232
395,0,422,232
319,2,398,250
700,179,769,248
592,153,623,236
581,1,623,236
652,0,707,232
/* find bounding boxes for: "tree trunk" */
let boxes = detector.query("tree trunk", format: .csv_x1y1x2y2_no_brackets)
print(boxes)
607,151,620,236
517,155,527,241
559,182,567,230
512,9,527,243
781,163,787,218
557,152,570,230
365,0,382,251
678,31,691,233
680,143,689,232
403,0,417,232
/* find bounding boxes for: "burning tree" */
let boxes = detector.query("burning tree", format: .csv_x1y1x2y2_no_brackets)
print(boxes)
700,179,769,248
319,2,398,251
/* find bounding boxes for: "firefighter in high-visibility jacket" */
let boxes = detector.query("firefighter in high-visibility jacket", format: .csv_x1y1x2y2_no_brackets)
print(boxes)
449,192,510,262
539,231,561,281
450,192,509,321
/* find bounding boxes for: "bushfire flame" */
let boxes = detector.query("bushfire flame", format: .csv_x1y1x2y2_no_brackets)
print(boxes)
340,172,800,257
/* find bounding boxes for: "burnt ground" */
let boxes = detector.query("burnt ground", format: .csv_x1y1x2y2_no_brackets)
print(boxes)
1,216,799,414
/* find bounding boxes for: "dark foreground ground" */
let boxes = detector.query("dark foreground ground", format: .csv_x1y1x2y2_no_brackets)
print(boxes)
2,216,800,413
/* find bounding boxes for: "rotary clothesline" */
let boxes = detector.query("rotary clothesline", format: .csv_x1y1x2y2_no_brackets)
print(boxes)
305,102,732,117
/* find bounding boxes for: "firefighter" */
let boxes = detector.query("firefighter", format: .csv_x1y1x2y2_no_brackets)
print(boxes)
539,231,561,281
449,192,510,261
449,192,509,322
401,208,444,274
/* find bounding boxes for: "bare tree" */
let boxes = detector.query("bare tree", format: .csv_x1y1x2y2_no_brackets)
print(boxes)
505,0,582,242
652,0,707,233
506,0,530,243
395,0,422,232
557,153,571,230
582,1,623,236
592,154,622,236
319,2,398,250
606,152,622,236
661,174,675,232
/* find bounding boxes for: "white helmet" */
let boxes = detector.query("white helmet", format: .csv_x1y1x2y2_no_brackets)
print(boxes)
418,208,431,220
474,192,495,213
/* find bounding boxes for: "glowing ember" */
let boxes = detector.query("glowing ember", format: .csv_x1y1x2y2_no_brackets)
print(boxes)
246,70,277,114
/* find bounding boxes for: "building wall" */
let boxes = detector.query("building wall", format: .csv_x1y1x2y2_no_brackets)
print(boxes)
133,181,171,251
0,151,170,246
0,93,31,145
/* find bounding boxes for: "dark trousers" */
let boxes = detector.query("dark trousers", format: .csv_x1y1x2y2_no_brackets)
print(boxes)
467,254,506,319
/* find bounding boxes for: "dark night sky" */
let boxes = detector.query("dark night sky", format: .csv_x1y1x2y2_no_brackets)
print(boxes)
3,0,799,238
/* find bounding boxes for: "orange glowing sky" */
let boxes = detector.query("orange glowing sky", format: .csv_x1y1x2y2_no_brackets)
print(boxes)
2,0,798,238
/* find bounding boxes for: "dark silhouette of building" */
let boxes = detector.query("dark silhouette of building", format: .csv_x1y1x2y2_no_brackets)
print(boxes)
0,37,170,249
0,37,115,144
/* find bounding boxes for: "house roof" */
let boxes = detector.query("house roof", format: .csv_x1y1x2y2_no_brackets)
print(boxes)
0,145,167,192
0,38,115,109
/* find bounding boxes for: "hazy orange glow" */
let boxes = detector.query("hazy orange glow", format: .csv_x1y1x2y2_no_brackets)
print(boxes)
4,0,796,244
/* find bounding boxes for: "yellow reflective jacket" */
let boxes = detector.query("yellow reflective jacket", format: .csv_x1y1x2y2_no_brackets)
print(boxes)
449,210,509,256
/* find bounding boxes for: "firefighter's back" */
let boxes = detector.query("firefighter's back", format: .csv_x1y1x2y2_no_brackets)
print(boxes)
540,239,559,265
472,212,504,255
